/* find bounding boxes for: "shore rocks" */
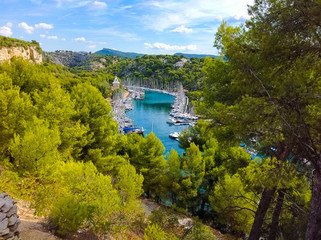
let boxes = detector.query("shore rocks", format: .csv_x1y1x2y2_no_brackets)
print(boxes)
0,193,20,240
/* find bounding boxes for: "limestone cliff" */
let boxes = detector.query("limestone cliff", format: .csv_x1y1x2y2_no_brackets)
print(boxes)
44,50,93,68
0,46,43,64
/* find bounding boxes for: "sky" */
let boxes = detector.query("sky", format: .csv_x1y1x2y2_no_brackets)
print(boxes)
0,0,254,54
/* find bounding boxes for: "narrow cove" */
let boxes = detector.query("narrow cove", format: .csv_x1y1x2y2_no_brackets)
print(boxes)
126,90,188,155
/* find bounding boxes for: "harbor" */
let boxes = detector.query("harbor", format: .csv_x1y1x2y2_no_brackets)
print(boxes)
111,78,198,154
125,90,187,154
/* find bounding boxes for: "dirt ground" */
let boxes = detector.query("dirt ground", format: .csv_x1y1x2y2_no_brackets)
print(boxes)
18,203,60,240
16,199,228,240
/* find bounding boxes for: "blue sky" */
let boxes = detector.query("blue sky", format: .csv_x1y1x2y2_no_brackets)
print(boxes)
0,0,254,54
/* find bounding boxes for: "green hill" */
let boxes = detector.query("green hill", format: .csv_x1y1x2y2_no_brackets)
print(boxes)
95,48,219,59
174,52,218,58
0,36,42,54
95,48,144,58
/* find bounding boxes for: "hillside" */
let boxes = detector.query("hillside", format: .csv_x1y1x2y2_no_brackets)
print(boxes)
0,36,43,63
105,54,206,91
0,36,42,54
44,50,94,68
95,48,145,58
95,48,219,59
174,52,218,58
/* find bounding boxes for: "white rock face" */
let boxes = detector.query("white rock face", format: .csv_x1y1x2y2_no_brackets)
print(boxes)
0,46,43,64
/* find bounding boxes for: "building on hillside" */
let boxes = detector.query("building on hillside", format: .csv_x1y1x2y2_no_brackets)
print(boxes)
113,76,120,90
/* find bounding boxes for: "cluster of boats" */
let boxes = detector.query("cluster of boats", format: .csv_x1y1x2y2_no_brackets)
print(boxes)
167,117,196,126
166,87,199,140
168,86,198,126
113,84,198,142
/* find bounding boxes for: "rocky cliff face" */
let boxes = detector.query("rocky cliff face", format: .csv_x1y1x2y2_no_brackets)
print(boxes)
0,46,43,64
45,51,93,68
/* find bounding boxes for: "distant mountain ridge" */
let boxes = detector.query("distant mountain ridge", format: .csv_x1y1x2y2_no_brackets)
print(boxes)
95,48,144,58
174,52,218,59
95,48,218,59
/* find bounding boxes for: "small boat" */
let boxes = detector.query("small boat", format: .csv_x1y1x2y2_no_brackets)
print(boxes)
169,132,180,140
167,118,190,125
123,127,144,136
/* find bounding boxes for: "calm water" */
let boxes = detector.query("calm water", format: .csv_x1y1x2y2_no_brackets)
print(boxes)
126,90,187,155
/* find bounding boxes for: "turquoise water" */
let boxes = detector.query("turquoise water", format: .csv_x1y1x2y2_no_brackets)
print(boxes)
126,91,187,155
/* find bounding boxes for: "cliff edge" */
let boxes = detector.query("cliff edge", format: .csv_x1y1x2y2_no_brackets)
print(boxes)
0,36,43,64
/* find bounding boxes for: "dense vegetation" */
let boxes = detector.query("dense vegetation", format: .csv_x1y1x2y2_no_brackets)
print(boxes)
0,36,42,54
1,0,321,239
94,48,218,59
174,53,218,59
89,54,206,91
195,0,321,239
0,57,217,239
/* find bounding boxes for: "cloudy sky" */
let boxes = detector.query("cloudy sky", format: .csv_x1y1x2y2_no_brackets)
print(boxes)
0,0,254,54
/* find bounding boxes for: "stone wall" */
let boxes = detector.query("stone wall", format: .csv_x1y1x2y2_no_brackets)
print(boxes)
0,46,43,64
0,193,20,240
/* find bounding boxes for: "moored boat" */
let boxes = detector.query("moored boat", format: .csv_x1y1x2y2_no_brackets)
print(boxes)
169,132,180,140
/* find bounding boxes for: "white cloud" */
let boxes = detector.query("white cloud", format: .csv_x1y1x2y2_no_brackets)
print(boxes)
47,35,58,39
18,22,34,34
120,5,132,10
144,42,197,51
0,22,13,37
143,0,254,31
88,45,96,49
73,37,86,42
35,23,54,29
61,38,66,41
171,25,192,33
40,34,58,39
91,1,107,9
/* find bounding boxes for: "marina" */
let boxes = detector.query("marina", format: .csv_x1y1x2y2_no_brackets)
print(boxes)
111,79,199,154
125,90,188,155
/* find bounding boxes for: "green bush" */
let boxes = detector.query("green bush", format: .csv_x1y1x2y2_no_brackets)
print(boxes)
184,220,217,240
50,196,93,237
148,208,179,231
144,224,178,240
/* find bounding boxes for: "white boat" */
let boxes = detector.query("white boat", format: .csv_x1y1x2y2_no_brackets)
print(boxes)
169,132,180,140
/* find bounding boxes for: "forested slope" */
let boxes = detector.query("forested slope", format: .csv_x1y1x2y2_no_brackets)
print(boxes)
2,1,321,237
0,53,218,239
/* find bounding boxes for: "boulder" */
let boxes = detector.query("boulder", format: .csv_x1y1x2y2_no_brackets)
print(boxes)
1,197,14,213
0,194,8,199
1,232,14,239
7,215,17,227
5,206,17,218
0,199,5,209
0,213,6,222
0,228,9,236
0,218,8,233
8,220,20,232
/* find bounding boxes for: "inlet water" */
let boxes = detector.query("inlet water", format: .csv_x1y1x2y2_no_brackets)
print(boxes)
126,90,187,155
